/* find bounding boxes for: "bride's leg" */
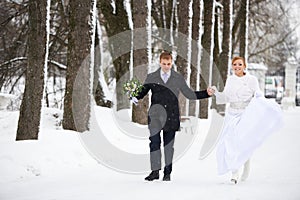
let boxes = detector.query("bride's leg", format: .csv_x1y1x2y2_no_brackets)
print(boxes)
241,159,250,181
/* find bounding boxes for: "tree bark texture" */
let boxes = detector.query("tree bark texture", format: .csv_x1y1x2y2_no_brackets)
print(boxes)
189,0,201,116
63,0,92,132
199,0,214,119
131,0,149,125
176,0,191,117
239,0,248,59
16,0,47,140
98,0,131,111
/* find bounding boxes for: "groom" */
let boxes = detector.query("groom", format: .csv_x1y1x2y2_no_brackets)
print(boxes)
134,52,213,181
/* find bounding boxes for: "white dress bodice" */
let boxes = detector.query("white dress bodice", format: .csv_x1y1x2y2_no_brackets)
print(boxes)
213,73,262,111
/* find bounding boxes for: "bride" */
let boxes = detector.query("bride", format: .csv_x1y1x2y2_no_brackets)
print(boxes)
210,56,283,184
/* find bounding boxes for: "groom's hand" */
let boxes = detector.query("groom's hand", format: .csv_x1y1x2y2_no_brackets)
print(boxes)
207,87,215,96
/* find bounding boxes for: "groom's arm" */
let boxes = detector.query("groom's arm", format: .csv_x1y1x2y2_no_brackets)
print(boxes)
195,90,211,99
179,75,211,100
135,83,150,100
135,74,151,100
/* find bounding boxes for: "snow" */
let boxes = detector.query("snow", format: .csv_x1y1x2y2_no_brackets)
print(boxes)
40,0,51,129
0,57,26,68
289,0,300,59
0,93,16,99
124,0,133,30
248,63,268,71
0,93,16,110
49,60,67,70
1,106,300,200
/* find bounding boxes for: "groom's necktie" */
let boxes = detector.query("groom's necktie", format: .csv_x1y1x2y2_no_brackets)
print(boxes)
162,73,168,83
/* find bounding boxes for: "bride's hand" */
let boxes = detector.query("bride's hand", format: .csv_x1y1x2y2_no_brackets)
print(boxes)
207,87,215,96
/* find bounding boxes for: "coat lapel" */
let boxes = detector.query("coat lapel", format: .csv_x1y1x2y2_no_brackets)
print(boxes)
152,68,164,85
153,68,176,85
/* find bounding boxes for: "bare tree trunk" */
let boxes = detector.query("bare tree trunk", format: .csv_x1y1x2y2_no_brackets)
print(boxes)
63,0,92,132
98,0,131,111
151,0,175,50
219,0,232,85
215,0,233,115
239,0,249,59
231,0,248,58
94,20,112,108
131,0,149,125
176,0,192,117
231,1,241,58
16,0,48,140
199,0,214,119
211,2,220,110
189,0,201,116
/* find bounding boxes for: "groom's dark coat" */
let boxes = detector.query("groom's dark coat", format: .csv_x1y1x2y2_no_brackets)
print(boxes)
136,68,210,132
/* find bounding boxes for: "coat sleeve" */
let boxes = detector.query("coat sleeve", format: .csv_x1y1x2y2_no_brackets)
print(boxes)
250,75,263,98
212,76,232,104
212,87,227,104
179,75,210,100
135,75,151,100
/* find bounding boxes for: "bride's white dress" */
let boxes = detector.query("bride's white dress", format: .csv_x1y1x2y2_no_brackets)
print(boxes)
213,73,283,175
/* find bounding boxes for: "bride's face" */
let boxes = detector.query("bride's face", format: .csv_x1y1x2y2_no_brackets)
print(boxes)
232,59,246,77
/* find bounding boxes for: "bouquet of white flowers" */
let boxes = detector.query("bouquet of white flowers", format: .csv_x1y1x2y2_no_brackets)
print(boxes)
122,78,144,98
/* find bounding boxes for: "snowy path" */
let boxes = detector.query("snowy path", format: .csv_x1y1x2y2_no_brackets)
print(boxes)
0,107,300,200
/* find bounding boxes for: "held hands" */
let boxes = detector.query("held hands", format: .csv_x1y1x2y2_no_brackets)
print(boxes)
207,87,216,96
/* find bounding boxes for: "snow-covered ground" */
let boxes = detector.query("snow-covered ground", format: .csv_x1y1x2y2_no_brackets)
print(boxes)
0,105,300,200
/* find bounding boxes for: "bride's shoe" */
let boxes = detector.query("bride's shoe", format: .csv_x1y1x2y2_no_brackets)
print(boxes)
231,170,239,184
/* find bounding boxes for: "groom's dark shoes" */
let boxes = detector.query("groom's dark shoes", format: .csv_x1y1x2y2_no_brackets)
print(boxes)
162,173,171,181
145,170,159,181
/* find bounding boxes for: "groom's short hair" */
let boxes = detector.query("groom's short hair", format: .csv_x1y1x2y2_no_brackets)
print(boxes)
160,51,172,61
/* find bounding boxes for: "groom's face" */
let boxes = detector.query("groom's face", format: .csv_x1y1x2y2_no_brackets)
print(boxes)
160,58,172,73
